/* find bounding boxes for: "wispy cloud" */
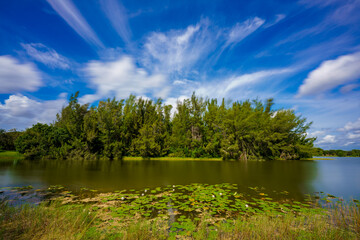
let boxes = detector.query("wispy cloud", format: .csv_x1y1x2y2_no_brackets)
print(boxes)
297,52,360,97
224,17,265,48
46,0,104,49
21,43,70,69
100,0,131,44
143,18,215,75
173,67,295,100
0,56,42,94
81,56,168,103
264,14,286,28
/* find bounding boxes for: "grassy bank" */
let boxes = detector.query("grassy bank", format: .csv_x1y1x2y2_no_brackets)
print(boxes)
0,151,23,162
1,202,358,239
1,184,359,239
122,156,223,161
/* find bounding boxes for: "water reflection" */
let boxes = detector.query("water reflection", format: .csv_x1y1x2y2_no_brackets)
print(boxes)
0,158,324,200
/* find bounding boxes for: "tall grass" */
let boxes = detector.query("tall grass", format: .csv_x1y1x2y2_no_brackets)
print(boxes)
328,201,360,237
0,201,96,240
1,199,358,239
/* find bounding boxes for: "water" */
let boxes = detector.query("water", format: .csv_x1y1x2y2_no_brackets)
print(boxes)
0,157,359,201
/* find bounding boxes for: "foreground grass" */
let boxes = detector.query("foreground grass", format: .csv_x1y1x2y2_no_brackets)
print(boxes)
0,201,358,240
0,201,96,240
1,183,359,239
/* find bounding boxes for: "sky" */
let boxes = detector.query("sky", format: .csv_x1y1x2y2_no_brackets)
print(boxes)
0,0,359,150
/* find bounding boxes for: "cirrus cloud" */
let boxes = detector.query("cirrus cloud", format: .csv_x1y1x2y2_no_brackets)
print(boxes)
21,43,70,69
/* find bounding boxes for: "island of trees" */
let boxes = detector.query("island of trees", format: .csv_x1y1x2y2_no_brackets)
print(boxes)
1,92,322,160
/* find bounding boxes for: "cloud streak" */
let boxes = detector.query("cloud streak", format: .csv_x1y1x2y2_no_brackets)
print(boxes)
46,0,104,49
21,43,70,69
100,0,131,44
224,17,265,48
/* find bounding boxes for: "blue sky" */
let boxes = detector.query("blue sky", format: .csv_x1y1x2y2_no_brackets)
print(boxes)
0,0,359,150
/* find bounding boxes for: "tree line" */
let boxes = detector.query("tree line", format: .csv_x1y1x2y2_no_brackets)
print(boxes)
312,148,360,157
5,92,318,160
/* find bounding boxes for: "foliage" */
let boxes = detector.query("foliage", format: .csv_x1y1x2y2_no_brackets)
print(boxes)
314,148,360,157
15,92,316,160
0,129,21,151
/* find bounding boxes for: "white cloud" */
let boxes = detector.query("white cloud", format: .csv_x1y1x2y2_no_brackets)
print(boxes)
318,135,336,144
340,118,360,131
143,19,215,74
21,43,70,69
173,79,195,85
81,56,168,103
347,132,360,139
0,95,66,130
100,0,131,44
343,141,355,146
307,130,325,138
224,17,264,48
0,56,42,94
297,52,360,97
46,0,104,49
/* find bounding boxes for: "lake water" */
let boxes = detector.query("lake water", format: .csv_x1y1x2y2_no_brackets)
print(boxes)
1,157,359,201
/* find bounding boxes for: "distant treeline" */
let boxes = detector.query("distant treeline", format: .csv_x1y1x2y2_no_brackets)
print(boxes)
2,92,317,160
313,148,360,157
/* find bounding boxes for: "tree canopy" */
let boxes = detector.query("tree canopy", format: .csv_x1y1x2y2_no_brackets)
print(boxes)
15,92,317,160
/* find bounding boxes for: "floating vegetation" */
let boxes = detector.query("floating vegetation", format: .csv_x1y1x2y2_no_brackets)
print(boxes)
1,183,359,239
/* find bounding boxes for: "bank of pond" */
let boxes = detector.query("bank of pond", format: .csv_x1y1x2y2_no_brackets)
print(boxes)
0,183,359,239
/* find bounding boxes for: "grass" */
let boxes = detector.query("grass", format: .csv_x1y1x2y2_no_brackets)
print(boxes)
302,157,333,160
0,201,96,240
1,201,358,239
122,156,223,161
0,151,23,162
1,184,359,239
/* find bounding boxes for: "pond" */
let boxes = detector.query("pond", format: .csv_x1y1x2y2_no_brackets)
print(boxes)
0,157,359,201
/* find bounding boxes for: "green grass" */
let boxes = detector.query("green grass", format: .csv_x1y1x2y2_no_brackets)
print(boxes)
1,200,358,239
0,151,21,157
0,151,23,162
0,201,96,240
1,183,359,239
122,156,223,161
302,157,333,160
